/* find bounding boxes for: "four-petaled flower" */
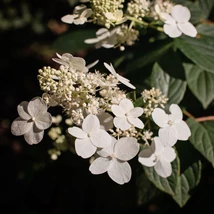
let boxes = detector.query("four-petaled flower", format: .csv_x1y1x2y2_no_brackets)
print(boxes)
104,62,136,89
138,137,176,178
89,137,139,184
68,114,111,158
161,4,197,38
11,97,52,145
61,4,92,25
152,104,191,146
52,53,89,73
111,98,144,131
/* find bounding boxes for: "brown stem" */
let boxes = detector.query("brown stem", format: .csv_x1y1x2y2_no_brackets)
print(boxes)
183,109,195,119
195,116,214,122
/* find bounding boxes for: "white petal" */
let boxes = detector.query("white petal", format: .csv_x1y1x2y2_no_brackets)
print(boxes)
61,14,75,24
35,112,52,130
84,38,100,44
89,157,110,174
87,59,99,70
11,117,33,136
17,101,31,120
162,147,176,162
107,159,131,185
178,22,197,37
153,137,165,153
158,127,178,147
82,114,100,134
127,117,144,129
24,125,44,145
164,24,182,38
52,58,69,67
138,149,156,167
113,117,131,131
97,137,116,157
111,105,125,117
27,97,47,118
81,8,93,18
118,75,136,89
169,104,183,121
119,98,134,113
114,137,139,161
75,138,96,158
152,108,169,128
128,107,143,117
104,62,116,76
174,121,191,141
98,112,113,131
68,127,87,138
90,129,111,148
72,57,87,71
171,5,190,22
154,159,172,178
96,28,109,37
160,12,176,25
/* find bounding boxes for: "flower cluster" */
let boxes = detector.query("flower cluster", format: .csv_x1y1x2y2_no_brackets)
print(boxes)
61,1,197,50
138,104,191,177
11,51,191,184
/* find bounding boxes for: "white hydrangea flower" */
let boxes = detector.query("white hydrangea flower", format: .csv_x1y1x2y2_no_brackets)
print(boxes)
84,28,118,49
89,137,139,184
161,4,197,38
68,114,111,158
52,53,88,73
152,104,191,146
111,98,144,131
138,137,176,178
11,97,52,145
61,5,93,25
104,62,136,89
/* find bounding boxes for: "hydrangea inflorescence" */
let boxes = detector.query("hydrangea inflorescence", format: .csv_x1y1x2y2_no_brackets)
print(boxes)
11,50,191,184
60,0,197,50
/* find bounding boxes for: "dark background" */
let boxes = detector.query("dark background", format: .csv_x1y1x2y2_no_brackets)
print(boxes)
1,0,214,213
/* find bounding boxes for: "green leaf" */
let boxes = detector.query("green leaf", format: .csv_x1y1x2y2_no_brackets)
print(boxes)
143,156,179,195
151,63,187,106
125,42,173,72
173,161,202,207
175,36,214,74
199,0,214,19
184,63,214,108
187,119,214,167
197,24,214,37
52,29,96,53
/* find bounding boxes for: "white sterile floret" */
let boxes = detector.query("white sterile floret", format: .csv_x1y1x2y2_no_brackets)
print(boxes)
68,114,111,158
104,62,136,89
111,98,144,131
161,4,197,38
85,28,118,49
11,97,52,145
89,137,140,184
61,4,92,25
152,104,191,146
52,53,89,73
138,137,176,178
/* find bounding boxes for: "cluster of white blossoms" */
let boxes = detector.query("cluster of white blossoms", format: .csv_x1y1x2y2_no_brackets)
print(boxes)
11,51,191,184
61,0,197,50
139,104,191,177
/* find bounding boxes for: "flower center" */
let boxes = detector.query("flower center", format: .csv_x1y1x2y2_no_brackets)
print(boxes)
168,120,174,126
31,117,36,122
